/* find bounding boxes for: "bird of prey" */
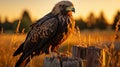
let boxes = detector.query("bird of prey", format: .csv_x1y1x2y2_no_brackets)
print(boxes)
13,1,75,67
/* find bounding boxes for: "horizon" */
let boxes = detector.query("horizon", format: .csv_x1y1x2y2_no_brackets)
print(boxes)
0,0,120,24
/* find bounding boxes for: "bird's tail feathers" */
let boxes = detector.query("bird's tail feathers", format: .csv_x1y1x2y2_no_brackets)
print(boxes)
15,54,25,67
13,42,24,56
15,53,34,67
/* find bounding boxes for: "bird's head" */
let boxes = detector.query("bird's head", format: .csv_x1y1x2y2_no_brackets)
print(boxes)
52,1,75,16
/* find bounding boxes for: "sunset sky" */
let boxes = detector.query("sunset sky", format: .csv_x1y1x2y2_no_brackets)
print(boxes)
0,0,120,24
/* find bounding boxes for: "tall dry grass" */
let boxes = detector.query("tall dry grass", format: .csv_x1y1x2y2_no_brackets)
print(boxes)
15,20,21,33
0,31,120,67
0,34,25,67
106,19,120,67
0,19,120,67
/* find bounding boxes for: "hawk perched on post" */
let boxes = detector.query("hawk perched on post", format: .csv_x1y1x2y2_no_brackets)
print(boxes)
13,1,75,67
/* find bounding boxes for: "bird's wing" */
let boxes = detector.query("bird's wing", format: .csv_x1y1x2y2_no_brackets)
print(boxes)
30,13,54,29
23,17,58,54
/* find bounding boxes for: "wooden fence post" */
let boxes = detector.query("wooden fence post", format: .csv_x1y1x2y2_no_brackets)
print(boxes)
72,45,105,67
44,45,106,67
51,57,61,67
43,57,53,67
86,46,105,67
72,45,86,59
43,56,83,67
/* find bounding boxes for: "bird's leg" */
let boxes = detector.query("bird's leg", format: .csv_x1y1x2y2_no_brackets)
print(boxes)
53,45,60,55
49,45,56,58
49,45,61,58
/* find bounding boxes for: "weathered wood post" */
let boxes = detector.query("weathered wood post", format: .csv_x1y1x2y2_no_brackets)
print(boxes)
72,45,86,59
72,45,106,67
43,57,61,67
44,45,106,67
72,45,87,67
43,56,83,67
43,57,52,67
62,57,81,67
86,46,105,67
51,57,61,67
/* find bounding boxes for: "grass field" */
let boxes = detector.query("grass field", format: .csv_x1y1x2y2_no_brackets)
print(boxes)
0,30,120,67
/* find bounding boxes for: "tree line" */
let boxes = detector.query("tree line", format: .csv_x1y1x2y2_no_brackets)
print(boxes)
0,10,120,33
76,11,120,30
0,10,32,33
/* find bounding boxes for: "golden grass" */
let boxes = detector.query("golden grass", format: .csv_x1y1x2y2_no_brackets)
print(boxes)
16,20,21,33
0,34,25,67
2,17,120,67
0,30,120,67
0,17,119,67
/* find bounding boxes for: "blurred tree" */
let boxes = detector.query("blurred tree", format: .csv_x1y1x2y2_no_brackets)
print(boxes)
112,11,120,30
0,17,2,28
0,17,2,32
96,11,108,30
3,17,13,31
86,12,96,29
0,17,1,23
0,22,2,29
19,10,32,33
75,18,87,30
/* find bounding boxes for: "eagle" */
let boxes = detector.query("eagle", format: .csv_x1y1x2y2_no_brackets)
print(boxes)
13,1,75,67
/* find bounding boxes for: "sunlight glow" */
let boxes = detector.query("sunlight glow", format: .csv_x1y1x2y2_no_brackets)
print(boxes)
0,0,120,24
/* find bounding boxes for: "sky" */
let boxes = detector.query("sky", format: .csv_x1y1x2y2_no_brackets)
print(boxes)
0,0,120,24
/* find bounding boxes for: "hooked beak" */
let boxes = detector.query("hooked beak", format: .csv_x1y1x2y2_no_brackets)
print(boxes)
66,6,75,13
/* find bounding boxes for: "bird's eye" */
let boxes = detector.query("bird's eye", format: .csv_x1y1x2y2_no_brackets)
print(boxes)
59,5,62,7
